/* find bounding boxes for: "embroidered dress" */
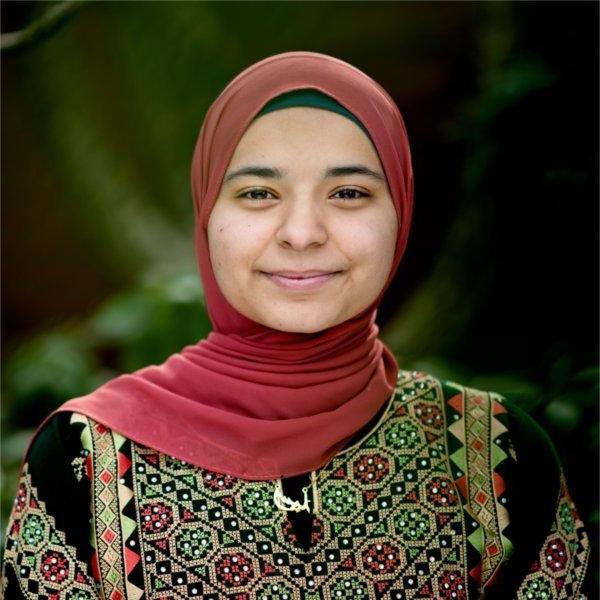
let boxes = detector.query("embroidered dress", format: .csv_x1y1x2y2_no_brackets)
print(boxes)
1,370,589,599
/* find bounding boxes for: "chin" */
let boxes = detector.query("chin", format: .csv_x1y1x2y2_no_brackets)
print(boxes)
262,311,345,334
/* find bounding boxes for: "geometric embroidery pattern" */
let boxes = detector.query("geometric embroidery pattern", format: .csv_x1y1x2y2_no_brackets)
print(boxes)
120,369,472,599
2,369,591,600
444,382,514,592
463,389,511,587
515,473,590,600
75,413,145,600
86,419,128,600
1,462,100,599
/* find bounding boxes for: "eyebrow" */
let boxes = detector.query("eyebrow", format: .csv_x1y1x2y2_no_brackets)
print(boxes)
222,164,385,184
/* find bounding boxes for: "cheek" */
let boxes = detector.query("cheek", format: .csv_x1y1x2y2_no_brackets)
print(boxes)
208,225,232,276
208,214,270,274
342,214,397,275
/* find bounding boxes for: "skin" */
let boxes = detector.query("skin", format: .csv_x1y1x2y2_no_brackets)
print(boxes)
207,106,398,333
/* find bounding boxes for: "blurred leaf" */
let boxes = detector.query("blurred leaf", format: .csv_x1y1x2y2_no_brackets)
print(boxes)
88,290,162,343
148,272,203,305
468,372,543,411
572,365,600,385
1,430,35,467
3,330,98,425
543,396,582,432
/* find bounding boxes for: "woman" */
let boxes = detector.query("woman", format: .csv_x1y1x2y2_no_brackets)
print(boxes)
1,51,589,600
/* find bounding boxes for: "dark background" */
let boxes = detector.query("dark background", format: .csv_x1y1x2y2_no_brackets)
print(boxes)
2,1,598,595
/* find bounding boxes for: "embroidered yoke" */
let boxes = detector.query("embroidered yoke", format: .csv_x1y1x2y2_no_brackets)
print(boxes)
2,370,590,599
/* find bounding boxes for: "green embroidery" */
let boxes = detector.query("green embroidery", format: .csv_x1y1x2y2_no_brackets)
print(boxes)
521,576,553,599
329,576,369,599
559,500,575,535
175,525,213,559
384,419,421,450
321,482,358,517
241,484,275,520
21,514,45,547
255,580,294,600
394,507,431,542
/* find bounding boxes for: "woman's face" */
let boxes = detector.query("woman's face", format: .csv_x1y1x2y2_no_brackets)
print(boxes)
207,106,398,333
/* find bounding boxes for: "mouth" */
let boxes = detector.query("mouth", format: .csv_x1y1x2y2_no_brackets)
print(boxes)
260,270,343,291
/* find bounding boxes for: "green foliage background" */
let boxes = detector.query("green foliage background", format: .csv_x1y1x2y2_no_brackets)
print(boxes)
2,1,597,595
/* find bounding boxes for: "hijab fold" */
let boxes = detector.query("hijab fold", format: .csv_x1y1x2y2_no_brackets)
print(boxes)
23,51,414,480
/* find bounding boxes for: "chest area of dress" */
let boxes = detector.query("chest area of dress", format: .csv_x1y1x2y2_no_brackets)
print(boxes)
121,375,472,599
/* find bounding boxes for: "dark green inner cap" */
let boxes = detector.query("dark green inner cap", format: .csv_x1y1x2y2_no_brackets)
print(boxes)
254,89,371,139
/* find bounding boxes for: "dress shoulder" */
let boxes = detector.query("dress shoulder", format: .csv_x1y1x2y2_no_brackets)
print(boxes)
1,411,101,599
409,370,590,599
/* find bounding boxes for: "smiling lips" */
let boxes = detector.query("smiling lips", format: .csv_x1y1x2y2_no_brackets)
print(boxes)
262,270,341,291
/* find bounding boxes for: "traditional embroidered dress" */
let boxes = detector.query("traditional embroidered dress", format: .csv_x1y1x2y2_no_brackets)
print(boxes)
2,370,589,599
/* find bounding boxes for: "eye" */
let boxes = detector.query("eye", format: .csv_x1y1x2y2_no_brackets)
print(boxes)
237,188,277,201
331,188,371,201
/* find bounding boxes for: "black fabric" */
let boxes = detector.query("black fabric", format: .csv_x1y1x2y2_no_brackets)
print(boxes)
483,397,562,600
26,412,92,560
280,472,314,551
3,412,93,599
3,562,25,600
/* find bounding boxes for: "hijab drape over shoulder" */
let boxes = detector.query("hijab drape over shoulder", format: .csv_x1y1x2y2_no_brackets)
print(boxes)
25,51,414,480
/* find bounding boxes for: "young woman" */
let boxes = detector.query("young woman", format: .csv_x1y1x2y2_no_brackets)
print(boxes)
2,51,589,600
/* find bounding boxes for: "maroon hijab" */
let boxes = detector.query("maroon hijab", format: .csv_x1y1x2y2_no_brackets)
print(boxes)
24,51,414,480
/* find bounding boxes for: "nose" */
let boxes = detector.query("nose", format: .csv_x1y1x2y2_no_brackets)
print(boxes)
275,197,328,251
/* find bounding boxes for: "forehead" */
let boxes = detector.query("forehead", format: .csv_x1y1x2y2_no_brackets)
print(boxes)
231,107,379,162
